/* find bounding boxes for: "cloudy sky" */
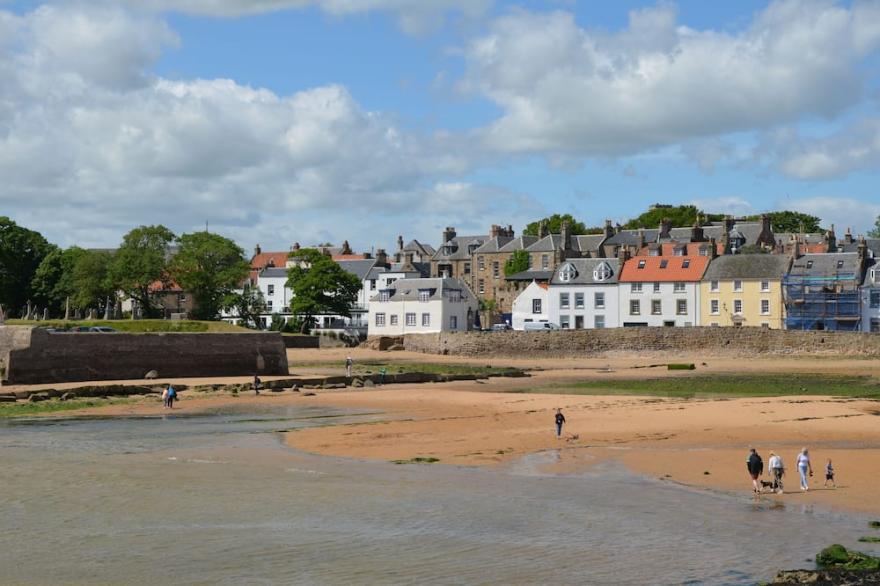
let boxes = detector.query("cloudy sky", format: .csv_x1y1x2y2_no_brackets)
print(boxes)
2,0,880,252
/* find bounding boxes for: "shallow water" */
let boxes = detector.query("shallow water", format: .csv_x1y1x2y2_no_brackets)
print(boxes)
1,408,876,585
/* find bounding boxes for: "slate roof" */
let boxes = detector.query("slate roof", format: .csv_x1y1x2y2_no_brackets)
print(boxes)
604,229,660,246
702,254,791,281
474,236,515,254
787,253,862,283
260,267,289,279
498,235,539,253
505,269,555,281
619,255,710,282
549,258,621,285
526,234,564,253
838,238,880,256
337,259,378,281
403,239,435,256
372,277,472,302
432,235,488,261
574,234,607,255
389,261,431,277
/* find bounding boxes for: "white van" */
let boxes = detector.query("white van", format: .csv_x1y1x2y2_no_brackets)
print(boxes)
523,321,560,331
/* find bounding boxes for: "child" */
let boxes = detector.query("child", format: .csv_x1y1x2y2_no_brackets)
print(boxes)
824,458,836,488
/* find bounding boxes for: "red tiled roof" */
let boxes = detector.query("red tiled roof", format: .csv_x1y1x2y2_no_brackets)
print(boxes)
331,254,368,261
635,242,716,256
250,251,289,270
537,282,549,290
148,278,183,293
619,255,710,282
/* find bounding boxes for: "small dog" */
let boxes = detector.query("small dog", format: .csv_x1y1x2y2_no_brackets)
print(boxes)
760,480,776,490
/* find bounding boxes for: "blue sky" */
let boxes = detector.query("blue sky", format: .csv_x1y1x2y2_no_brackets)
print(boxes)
1,0,879,251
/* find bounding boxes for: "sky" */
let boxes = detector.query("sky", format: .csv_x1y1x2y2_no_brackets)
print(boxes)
2,0,880,253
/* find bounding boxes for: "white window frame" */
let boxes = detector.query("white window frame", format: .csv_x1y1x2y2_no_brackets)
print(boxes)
761,299,770,315
575,292,584,309
630,300,640,315
405,313,416,326
449,315,458,330
418,290,430,302
631,283,643,293
390,314,398,326
421,313,430,327
532,299,542,314
676,299,687,315
375,313,386,326
651,299,662,315
594,315,605,329
710,299,719,315
559,293,570,309
733,299,743,314
760,280,770,292
653,282,661,293
733,280,743,292
560,315,570,329
710,280,719,292
594,292,605,309
673,282,686,293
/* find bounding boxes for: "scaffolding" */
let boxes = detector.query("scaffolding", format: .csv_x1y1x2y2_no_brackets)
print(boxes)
783,273,861,331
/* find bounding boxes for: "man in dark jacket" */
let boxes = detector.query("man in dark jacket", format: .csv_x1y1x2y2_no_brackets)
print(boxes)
555,408,566,438
747,448,764,494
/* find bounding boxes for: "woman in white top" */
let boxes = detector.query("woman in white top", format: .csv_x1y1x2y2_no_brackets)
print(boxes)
796,447,813,491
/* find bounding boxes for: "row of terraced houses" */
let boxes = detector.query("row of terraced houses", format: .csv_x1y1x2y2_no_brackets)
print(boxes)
227,216,880,335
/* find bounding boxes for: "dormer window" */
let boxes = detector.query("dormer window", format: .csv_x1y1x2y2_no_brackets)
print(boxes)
649,248,660,257
682,259,690,268
836,260,844,269
806,260,813,269
379,290,392,302
418,289,431,302
637,260,646,269
559,263,578,283
593,261,612,282
673,247,685,257
659,260,668,269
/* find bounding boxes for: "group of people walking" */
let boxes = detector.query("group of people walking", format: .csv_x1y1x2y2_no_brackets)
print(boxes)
747,447,835,495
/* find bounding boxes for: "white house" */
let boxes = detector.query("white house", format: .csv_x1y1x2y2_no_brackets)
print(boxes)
548,259,621,329
617,254,710,327
511,281,550,330
861,260,880,332
368,277,478,336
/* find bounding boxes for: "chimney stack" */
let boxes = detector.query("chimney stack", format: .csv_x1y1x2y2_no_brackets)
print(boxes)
691,221,704,243
443,227,457,243
375,248,388,267
825,225,837,253
254,244,261,257
538,220,549,239
709,237,718,259
858,236,868,263
561,220,572,251
490,224,500,238
617,246,630,263
604,219,614,239
659,218,672,240
341,240,352,255
397,235,404,252
845,227,854,245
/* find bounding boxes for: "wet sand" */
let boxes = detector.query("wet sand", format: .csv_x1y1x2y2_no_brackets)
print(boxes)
27,349,880,516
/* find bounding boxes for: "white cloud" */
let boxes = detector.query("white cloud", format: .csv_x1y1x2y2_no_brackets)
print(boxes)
690,196,756,217
0,4,532,251
460,0,880,156
763,119,880,179
781,196,880,234
118,0,493,35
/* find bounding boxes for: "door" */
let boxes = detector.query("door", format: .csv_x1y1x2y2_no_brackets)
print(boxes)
575,316,584,329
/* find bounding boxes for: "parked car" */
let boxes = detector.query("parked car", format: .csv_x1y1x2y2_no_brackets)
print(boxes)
523,321,560,331
490,323,512,332
89,326,117,333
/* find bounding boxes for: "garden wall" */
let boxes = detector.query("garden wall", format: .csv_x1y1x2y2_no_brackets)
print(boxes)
402,328,880,358
1,326,289,384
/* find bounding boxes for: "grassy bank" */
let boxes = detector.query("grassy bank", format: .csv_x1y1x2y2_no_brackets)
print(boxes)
293,359,520,377
7,319,250,333
511,373,880,399
0,397,141,418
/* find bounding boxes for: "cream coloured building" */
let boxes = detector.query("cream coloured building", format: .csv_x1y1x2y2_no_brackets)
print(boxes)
700,255,791,329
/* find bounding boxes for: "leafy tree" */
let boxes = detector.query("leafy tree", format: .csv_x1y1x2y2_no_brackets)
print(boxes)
169,232,250,320
109,225,176,318
286,248,361,334
223,282,266,329
622,204,707,229
869,215,880,238
32,246,84,315
522,214,587,236
0,217,54,316
504,249,531,277
744,211,822,233
71,250,116,312
737,244,770,255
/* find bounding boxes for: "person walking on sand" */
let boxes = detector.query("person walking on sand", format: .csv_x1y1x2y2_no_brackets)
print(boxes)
166,384,177,409
253,374,262,396
162,386,169,409
768,451,784,494
747,448,764,495
345,356,353,378
554,408,566,439
824,458,836,488
797,447,813,491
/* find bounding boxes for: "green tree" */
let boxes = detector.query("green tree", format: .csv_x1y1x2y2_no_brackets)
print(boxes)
0,217,54,316
169,232,249,320
869,215,880,238
504,249,531,277
223,282,266,329
109,225,176,318
31,246,83,315
286,248,361,334
522,214,588,236
745,211,822,233
71,250,116,312
621,204,707,229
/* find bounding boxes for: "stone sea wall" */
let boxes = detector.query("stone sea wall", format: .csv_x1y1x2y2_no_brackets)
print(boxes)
1,326,289,384
401,327,880,358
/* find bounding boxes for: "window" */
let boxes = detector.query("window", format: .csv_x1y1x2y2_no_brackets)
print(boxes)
594,292,605,309
710,299,719,314
673,282,685,293
405,313,416,326
594,315,605,329
418,290,430,302
560,315,570,329
651,300,662,315
759,299,769,314
266,300,273,310
493,261,500,278
478,279,485,294
575,293,584,309
837,260,844,269
478,256,485,271
542,255,549,270
387,278,397,286
649,248,660,257
630,300,641,315
710,322,719,327
806,260,813,269
699,247,709,257
710,280,719,292
559,263,577,282
676,299,687,315
448,290,462,303
871,290,880,308
267,284,275,296
733,300,743,314
682,259,690,268
872,319,880,333
532,299,542,314
560,293,570,309
637,260,646,269
375,313,386,326
390,314,398,325
659,259,668,269
370,279,377,290
379,290,391,302
421,313,430,327
653,282,661,293
761,322,770,329
733,280,742,292
449,315,458,330
464,262,471,275
631,283,643,293
593,262,612,281
761,280,770,292
673,247,685,257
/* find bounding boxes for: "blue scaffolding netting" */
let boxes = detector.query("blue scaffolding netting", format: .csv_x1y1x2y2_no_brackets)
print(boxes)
783,273,861,331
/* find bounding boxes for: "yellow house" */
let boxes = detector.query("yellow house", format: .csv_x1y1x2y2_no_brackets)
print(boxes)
700,255,791,328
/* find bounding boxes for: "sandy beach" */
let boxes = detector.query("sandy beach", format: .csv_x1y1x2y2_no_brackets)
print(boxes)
48,348,880,517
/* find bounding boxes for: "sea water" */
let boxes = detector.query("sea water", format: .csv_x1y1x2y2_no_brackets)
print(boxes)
0,407,875,585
